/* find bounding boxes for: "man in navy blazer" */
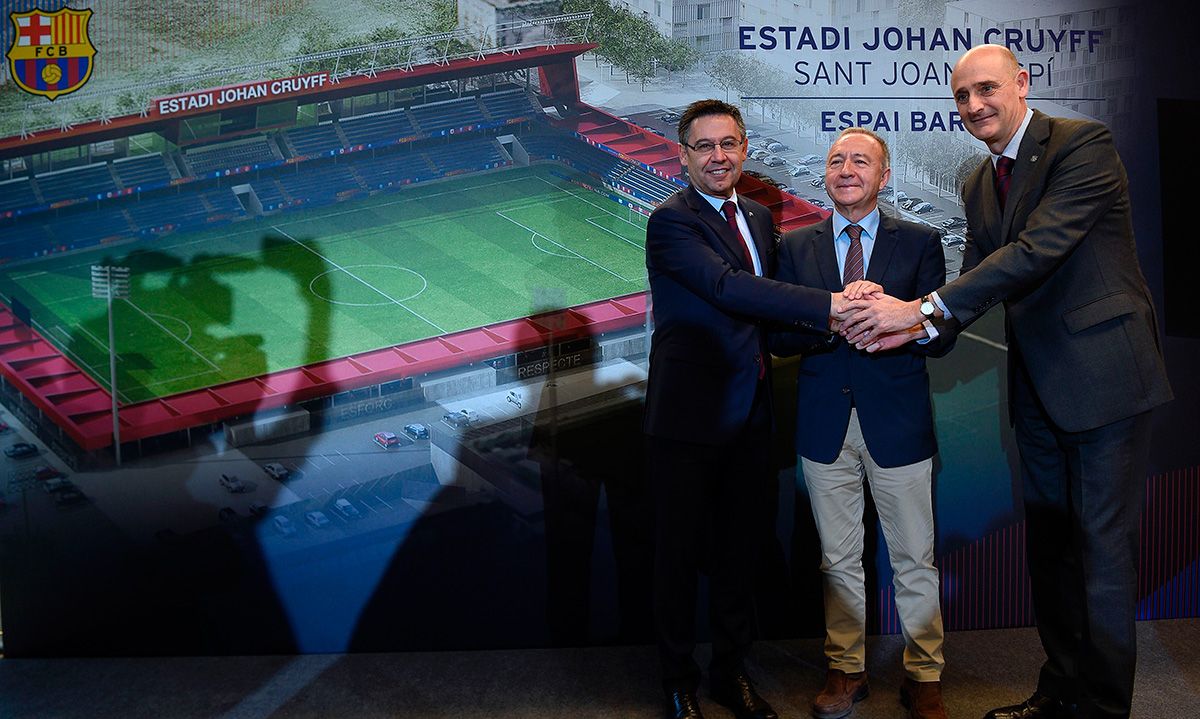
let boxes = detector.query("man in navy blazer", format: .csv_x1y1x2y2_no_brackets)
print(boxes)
774,128,951,719
645,99,849,719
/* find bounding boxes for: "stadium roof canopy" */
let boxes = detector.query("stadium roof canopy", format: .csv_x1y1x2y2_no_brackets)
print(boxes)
0,13,595,159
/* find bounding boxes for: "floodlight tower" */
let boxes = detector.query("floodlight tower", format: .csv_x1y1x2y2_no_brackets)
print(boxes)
91,265,130,465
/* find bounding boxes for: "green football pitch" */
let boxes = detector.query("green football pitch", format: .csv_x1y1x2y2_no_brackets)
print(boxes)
0,165,652,404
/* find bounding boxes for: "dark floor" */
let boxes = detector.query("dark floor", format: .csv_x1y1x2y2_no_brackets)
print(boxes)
1,620,1197,718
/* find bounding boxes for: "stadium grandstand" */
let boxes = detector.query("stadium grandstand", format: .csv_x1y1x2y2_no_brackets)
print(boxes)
0,14,826,464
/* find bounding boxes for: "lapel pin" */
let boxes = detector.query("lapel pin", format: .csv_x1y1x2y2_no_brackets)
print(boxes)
1030,155,1039,162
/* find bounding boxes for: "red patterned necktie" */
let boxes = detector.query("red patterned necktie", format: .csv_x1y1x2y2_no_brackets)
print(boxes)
720,200,765,379
843,224,864,287
720,200,756,273
995,155,1015,210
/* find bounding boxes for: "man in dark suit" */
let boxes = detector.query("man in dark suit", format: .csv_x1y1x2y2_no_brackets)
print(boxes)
840,45,1172,719
645,99,851,719
774,127,951,719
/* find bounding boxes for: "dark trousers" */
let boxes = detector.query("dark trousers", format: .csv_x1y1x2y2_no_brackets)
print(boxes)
647,380,773,693
1012,360,1152,719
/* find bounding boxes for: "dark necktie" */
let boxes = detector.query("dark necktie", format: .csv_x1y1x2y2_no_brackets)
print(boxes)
995,155,1015,210
720,200,765,379
720,200,756,273
843,224,864,287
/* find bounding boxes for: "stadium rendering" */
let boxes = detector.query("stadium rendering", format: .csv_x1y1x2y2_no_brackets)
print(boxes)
0,15,825,462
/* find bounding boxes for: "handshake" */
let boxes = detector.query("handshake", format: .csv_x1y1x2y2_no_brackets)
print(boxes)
828,281,931,352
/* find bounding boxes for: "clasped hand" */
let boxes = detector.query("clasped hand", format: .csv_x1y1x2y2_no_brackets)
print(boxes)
829,281,927,352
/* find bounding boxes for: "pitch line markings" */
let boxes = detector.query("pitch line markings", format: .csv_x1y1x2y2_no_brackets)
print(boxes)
537,176,650,230
583,216,646,251
495,211,635,283
272,226,446,334
146,313,194,343
120,299,220,371
528,232,579,259
308,264,428,307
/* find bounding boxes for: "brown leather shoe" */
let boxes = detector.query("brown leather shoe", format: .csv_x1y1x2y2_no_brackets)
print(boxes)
899,678,949,719
811,668,869,719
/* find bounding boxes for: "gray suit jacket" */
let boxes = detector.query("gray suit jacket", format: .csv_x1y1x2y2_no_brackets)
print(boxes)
939,109,1171,432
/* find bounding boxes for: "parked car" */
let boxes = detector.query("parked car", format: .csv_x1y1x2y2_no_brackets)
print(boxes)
55,488,85,506
374,431,400,449
941,234,966,250
443,409,479,428
5,442,37,459
273,515,296,535
640,125,665,137
787,163,812,177
797,153,823,165
806,198,828,209
900,197,924,210
0,421,10,433
248,502,269,517
305,510,331,529
763,155,787,167
262,462,289,481
219,473,248,493
333,498,361,520
942,216,967,230
749,148,770,160
659,110,680,123
744,128,760,138
404,423,430,440
810,177,827,189
766,141,789,152
877,187,909,203
33,465,63,480
43,477,73,493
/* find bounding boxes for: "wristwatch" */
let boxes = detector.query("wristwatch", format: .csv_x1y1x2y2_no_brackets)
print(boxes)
919,294,937,319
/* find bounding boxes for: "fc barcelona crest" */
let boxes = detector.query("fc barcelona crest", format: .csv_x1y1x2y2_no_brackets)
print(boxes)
7,7,96,101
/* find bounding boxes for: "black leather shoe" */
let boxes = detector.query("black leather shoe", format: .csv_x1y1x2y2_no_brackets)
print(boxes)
983,692,1072,719
665,690,705,719
710,673,778,719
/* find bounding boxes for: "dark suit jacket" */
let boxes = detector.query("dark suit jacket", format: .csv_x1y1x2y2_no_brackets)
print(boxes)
774,213,950,467
644,185,831,445
939,110,1171,432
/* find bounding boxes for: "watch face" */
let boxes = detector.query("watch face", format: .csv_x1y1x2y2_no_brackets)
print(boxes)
920,300,935,317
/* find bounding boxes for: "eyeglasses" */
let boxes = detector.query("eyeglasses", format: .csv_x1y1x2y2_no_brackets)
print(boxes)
681,137,744,155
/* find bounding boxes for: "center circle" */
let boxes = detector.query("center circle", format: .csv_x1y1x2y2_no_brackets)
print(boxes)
309,265,428,307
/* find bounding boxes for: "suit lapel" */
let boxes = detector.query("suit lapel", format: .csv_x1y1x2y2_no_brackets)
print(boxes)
685,185,752,270
812,218,841,290
866,214,899,284
1000,110,1051,242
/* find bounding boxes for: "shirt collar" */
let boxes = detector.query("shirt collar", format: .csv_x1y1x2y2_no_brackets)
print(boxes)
992,107,1034,167
695,187,739,215
831,206,880,241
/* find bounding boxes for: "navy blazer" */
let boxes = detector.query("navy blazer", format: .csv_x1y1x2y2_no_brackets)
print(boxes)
644,185,831,445
774,213,949,468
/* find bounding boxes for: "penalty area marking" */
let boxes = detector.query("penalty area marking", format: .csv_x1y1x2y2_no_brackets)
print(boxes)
529,233,579,259
308,265,429,307
495,210,635,283
146,313,194,344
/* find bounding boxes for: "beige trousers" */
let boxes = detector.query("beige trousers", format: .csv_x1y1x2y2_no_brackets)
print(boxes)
800,409,945,681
